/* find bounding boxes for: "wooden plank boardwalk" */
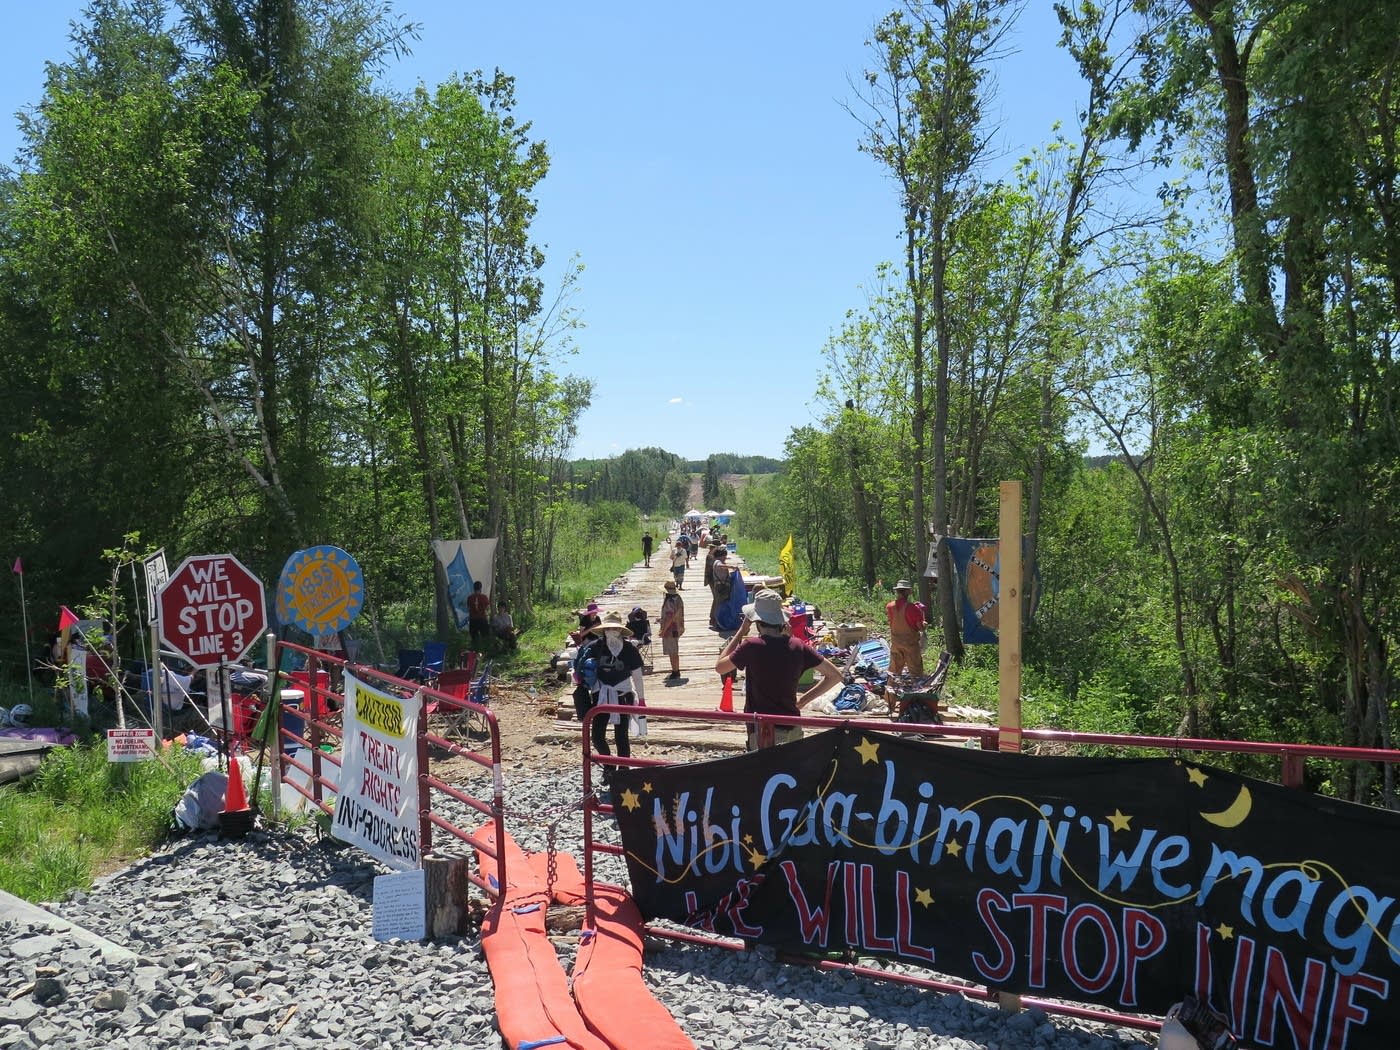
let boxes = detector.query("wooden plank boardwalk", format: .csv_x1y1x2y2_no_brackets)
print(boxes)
535,534,992,754
539,535,779,752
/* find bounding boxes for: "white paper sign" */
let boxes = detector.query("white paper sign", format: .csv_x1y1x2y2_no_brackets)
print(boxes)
331,672,422,871
107,728,156,762
371,868,427,942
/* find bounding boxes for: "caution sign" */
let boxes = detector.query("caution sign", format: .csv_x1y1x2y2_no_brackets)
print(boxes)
332,672,421,871
107,728,156,762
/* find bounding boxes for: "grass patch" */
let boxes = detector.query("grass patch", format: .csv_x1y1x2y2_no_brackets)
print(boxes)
0,729,203,903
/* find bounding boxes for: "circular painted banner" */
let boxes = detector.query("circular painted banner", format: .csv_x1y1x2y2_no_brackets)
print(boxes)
278,545,365,637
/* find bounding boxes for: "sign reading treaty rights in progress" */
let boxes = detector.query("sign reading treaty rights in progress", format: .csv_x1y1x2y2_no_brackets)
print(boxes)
611,728,1400,1050
332,673,422,872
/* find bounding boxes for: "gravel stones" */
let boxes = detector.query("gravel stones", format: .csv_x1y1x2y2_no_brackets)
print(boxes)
0,769,1157,1049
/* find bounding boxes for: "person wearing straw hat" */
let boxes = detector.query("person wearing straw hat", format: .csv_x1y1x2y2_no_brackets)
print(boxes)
716,589,840,750
886,579,926,677
572,610,647,781
658,579,685,681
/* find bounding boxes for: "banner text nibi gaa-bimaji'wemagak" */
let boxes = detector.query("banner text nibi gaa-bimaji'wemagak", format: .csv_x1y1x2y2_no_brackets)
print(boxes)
611,728,1399,1050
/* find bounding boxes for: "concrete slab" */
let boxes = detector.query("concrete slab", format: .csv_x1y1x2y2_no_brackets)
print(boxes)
0,888,142,962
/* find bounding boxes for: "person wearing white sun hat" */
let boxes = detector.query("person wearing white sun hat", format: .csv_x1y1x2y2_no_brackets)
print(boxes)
572,611,647,780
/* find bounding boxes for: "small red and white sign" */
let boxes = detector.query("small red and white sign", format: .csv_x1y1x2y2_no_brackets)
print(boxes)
157,554,268,669
107,728,156,762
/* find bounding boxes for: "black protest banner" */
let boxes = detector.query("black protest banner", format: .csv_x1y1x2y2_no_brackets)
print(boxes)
611,727,1400,1050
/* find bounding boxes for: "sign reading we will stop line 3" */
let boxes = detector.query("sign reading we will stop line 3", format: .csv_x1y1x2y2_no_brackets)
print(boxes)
157,554,268,668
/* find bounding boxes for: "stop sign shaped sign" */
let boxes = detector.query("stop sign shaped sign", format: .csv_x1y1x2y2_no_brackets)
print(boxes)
158,554,268,668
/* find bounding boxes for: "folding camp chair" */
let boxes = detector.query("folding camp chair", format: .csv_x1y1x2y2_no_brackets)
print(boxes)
429,654,488,741
891,651,952,724
404,641,447,685
395,649,423,680
627,609,654,673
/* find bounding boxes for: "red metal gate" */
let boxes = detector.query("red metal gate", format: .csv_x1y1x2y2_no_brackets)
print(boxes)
270,641,508,899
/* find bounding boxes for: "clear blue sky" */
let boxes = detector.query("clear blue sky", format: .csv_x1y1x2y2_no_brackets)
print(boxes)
0,2,1084,462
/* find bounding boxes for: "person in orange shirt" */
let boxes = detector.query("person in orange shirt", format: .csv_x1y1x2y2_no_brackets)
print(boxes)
886,579,926,677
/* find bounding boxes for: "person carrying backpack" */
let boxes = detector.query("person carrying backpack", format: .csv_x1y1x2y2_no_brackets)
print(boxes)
571,611,646,783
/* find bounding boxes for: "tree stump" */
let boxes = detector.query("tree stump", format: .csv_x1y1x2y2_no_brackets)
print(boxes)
424,855,472,938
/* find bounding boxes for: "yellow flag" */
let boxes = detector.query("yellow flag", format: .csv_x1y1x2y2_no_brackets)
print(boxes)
779,535,796,596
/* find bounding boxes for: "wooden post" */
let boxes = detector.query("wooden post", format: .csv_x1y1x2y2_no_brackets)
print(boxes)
996,480,1023,1016
998,481,1023,755
266,631,281,824
149,621,163,743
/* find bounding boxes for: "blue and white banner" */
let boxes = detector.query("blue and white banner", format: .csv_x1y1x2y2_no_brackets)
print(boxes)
945,538,1039,645
431,539,499,629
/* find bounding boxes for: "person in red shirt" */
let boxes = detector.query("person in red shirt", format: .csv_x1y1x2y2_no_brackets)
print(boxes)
886,579,926,677
715,589,840,750
466,581,492,651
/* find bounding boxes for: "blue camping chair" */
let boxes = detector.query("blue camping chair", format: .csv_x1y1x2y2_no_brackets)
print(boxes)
395,648,423,680
469,661,492,706
407,641,447,684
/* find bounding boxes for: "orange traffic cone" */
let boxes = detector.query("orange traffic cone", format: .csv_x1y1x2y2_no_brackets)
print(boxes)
718,673,734,712
219,761,254,838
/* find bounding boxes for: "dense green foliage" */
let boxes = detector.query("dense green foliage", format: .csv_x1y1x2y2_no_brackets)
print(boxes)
0,0,589,652
771,0,1399,805
691,453,782,476
572,448,684,513
0,1,1394,809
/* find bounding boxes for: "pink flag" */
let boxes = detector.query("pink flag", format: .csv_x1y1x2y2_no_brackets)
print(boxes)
10,557,19,575
59,605,79,631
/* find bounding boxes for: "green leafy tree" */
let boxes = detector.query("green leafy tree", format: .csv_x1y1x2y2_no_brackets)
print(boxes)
852,0,1017,653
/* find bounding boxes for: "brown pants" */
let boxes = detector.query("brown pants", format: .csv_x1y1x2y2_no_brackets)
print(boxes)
889,640,924,677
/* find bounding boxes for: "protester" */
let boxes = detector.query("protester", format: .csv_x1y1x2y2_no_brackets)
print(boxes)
670,541,688,589
491,602,519,651
572,611,646,782
569,602,602,647
466,581,491,651
708,546,732,630
659,579,685,681
642,530,654,567
886,579,926,677
715,589,840,750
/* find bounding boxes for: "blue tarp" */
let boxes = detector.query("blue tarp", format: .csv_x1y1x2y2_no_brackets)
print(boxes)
714,568,748,632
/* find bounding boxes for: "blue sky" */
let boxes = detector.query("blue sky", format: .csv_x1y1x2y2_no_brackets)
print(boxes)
0,2,1085,462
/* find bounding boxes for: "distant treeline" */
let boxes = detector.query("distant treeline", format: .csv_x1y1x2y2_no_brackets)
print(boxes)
570,449,782,514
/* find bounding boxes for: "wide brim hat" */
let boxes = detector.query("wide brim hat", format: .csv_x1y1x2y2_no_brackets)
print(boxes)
663,580,677,592
589,610,628,635
742,589,788,627
894,579,912,591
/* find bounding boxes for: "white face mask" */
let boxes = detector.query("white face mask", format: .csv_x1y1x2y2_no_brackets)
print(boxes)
605,633,625,657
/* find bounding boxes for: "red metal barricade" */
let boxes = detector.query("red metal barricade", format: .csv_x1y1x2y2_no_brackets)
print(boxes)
271,641,508,900
579,703,1400,1037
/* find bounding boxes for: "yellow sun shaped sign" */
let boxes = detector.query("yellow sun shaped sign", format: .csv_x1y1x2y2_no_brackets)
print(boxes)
278,545,366,637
